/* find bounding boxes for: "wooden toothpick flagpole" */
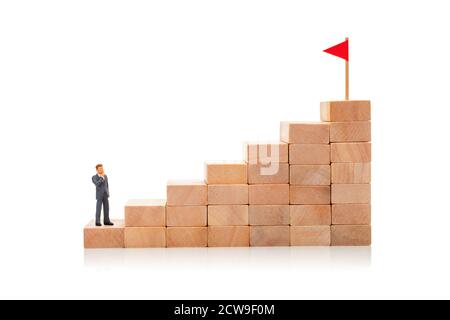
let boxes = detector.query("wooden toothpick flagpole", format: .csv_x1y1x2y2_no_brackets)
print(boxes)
345,37,349,100
324,37,350,101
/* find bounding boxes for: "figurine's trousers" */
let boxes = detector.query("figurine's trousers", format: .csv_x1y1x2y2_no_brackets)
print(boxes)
96,193,110,224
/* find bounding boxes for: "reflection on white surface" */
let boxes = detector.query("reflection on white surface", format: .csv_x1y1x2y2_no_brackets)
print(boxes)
84,247,371,270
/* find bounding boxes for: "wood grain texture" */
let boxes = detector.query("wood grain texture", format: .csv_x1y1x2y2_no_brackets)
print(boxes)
248,205,290,226
125,199,166,227
208,184,249,205
250,226,290,247
290,205,331,226
290,165,331,186
167,180,208,206
166,206,207,227
166,227,208,248
321,100,371,122
330,121,371,142
249,184,290,205
124,227,166,248
208,205,249,226
205,161,248,184
289,144,330,165
331,184,371,204
331,163,371,184
331,143,371,163
331,225,371,246
84,220,124,249
332,204,371,225
208,226,250,247
291,226,331,246
248,163,289,184
280,122,330,144
290,186,331,205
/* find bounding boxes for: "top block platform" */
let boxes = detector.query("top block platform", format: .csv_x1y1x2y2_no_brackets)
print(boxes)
321,100,371,122
205,161,248,184
125,199,166,227
280,122,330,144
167,180,208,206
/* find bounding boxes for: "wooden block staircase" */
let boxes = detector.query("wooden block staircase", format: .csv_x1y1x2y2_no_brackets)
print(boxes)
84,100,372,248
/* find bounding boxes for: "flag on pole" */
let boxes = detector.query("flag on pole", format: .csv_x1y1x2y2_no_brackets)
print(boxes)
324,38,350,100
323,39,349,61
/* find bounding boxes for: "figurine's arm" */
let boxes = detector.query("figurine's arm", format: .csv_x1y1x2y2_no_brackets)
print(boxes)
92,175,105,187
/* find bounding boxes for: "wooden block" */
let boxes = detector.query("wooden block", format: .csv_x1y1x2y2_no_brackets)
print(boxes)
332,204,371,225
331,142,371,163
331,163,371,184
248,205,290,226
280,122,330,144
166,227,208,248
290,186,331,205
208,184,248,205
208,226,250,247
124,227,166,248
289,144,330,165
167,180,207,206
167,206,207,227
205,161,247,184
291,226,331,246
290,165,331,186
125,199,166,227
208,205,249,226
248,163,289,184
290,205,331,226
331,184,371,204
321,100,371,122
84,220,124,249
250,226,290,247
249,184,290,205
245,142,289,164
330,121,371,142
331,225,371,246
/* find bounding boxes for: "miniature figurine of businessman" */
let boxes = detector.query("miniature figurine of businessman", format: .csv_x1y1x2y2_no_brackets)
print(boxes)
92,164,113,227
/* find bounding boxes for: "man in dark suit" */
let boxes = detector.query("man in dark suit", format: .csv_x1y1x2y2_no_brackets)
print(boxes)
92,164,113,227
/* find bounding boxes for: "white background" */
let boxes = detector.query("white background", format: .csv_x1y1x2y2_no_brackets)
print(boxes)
0,0,449,300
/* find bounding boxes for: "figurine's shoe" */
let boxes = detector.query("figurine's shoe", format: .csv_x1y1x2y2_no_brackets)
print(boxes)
104,221,114,226
95,223,102,227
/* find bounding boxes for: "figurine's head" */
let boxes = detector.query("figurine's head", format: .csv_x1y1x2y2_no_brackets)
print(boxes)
96,164,104,175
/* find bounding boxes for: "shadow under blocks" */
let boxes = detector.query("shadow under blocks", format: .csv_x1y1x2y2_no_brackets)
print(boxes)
84,100,371,249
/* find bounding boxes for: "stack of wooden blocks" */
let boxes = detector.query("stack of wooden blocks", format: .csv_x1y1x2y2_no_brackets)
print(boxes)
281,121,332,246
84,100,371,249
322,101,372,246
207,162,250,247
247,143,290,246
166,181,208,247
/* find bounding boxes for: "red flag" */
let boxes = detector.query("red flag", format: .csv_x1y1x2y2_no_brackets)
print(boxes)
324,39,349,61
